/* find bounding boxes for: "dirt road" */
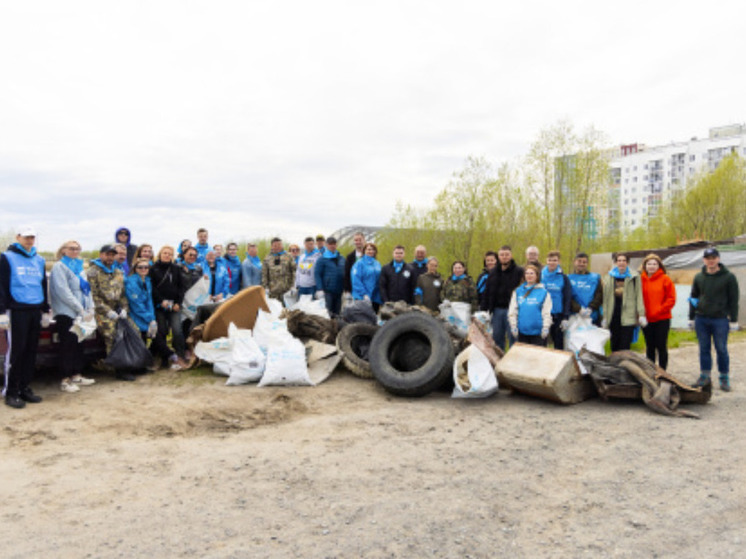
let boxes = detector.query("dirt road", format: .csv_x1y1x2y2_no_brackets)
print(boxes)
1,342,744,558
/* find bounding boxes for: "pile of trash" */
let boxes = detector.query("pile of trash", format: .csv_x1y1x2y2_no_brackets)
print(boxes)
188,287,711,419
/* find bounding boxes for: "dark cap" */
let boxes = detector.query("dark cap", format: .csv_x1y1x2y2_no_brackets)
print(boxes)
100,244,117,254
326,236,337,244
703,247,719,258
316,234,325,241
304,236,314,243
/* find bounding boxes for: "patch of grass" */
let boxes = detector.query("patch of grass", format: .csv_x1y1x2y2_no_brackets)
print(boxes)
604,327,746,353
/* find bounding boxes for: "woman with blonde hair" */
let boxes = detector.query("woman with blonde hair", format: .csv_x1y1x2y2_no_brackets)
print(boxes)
49,240,96,392
149,245,186,366
640,253,676,369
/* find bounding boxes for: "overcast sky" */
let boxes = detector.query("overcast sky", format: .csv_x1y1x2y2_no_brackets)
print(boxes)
1,1,744,252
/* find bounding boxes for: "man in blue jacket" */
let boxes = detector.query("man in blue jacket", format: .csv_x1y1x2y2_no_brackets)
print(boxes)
0,226,51,408
568,252,603,326
314,237,346,315
541,250,572,350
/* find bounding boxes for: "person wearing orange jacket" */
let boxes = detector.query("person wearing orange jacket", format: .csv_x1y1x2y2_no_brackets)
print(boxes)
640,253,676,370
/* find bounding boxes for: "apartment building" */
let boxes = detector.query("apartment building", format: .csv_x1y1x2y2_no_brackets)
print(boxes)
611,124,746,232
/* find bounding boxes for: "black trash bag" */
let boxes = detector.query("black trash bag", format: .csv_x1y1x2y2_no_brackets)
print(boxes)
341,300,378,325
104,318,154,370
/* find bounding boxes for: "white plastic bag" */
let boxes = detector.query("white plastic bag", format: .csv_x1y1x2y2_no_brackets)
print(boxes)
194,335,234,375
564,315,610,355
70,315,97,341
266,297,284,318
440,301,472,333
289,294,330,318
182,276,210,321
226,324,266,385
258,337,313,387
452,345,498,399
253,310,293,354
283,289,298,309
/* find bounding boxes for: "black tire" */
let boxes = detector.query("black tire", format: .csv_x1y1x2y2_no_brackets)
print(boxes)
336,323,379,379
369,312,454,397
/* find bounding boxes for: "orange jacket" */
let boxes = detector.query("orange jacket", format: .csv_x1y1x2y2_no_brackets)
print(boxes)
641,268,676,322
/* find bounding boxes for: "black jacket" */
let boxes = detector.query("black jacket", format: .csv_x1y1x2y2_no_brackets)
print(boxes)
379,261,416,304
481,259,524,311
344,250,362,292
150,261,184,307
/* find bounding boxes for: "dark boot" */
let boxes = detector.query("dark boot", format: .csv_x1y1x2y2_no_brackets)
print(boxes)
692,372,711,389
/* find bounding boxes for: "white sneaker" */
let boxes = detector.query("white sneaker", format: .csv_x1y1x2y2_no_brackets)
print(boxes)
71,374,95,386
61,380,80,393
170,362,184,371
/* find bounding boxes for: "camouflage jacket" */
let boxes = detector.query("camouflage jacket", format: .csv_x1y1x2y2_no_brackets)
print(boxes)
261,253,297,298
87,262,128,316
441,275,478,311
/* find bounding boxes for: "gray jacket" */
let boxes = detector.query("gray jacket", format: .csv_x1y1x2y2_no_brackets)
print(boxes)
49,261,94,319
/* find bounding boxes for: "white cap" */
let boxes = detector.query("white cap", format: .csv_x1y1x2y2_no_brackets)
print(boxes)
17,225,37,237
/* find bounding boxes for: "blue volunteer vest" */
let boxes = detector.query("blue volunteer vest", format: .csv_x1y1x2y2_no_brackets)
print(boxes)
516,283,548,336
541,267,565,314
569,273,600,309
5,250,46,305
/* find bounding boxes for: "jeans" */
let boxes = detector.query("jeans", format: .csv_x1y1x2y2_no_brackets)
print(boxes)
694,316,729,375
491,307,514,351
155,308,185,358
324,292,342,316
298,286,315,296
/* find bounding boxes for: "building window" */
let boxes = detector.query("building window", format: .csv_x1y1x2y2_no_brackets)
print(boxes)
690,154,696,161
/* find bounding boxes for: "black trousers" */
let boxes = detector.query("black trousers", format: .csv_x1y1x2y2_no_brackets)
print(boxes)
518,333,547,347
550,314,564,350
4,308,41,398
642,319,670,370
140,331,174,361
609,302,635,352
54,314,85,379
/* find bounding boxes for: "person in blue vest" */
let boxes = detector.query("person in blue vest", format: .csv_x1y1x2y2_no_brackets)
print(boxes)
542,250,572,350
314,237,346,315
193,228,210,265
568,252,603,326
508,265,552,347
222,243,242,295
204,251,230,302
0,226,52,408
351,242,382,311
126,257,183,371
295,237,321,296
241,243,262,288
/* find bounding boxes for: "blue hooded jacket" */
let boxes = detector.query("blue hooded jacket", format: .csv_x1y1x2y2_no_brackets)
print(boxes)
314,249,346,295
223,255,242,294
241,254,262,288
351,255,382,303
207,262,230,298
125,274,155,332
115,227,136,275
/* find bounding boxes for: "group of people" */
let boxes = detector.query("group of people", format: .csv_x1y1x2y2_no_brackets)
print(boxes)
0,225,739,409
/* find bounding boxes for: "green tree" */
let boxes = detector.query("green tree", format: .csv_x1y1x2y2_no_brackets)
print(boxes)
662,153,746,240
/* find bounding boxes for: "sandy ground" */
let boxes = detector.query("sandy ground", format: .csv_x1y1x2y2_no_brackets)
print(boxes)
1,341,744,559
